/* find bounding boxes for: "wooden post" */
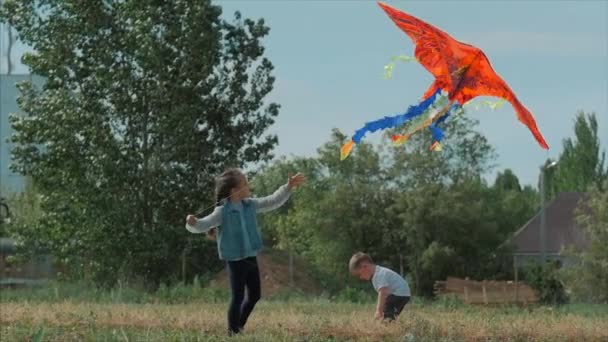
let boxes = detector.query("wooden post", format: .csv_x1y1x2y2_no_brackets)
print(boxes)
400,254,404,277
464,286,469,303
514,255,519,302
289,251,294,286
181,248,186,284
0,252,6,279
503,282,508,303
0,254,5,279
482,280,488,305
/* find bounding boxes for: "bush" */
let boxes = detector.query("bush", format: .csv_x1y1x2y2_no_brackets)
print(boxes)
560,187,608,304
0,277,229,304
523,261,568,305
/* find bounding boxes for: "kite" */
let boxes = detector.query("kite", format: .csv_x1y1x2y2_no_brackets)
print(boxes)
340,1,549,160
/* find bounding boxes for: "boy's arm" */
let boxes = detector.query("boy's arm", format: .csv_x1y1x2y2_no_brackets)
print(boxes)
375,287,390,319
251,184,291,213
185,206,222,233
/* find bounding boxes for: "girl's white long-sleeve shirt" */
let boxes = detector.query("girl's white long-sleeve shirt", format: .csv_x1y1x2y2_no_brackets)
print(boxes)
185,184,291,233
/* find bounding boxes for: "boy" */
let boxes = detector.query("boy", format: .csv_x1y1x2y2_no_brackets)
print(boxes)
349,252,411,321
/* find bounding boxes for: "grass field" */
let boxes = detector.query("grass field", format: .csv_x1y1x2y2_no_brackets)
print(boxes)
1,298,607,341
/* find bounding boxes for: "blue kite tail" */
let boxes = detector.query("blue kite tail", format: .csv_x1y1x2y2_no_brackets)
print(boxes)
351,88,442,144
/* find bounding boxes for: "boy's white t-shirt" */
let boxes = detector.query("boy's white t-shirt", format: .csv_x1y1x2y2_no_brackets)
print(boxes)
371,265,411,297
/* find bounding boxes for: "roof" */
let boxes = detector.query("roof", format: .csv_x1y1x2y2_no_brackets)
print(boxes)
510,192,590,254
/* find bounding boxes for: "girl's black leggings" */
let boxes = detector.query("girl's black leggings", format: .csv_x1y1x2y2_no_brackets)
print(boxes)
226,256,261,334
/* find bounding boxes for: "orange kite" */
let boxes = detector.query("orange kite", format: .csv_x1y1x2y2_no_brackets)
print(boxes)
340,2,548,160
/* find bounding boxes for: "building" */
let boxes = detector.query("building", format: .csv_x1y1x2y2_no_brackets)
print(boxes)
1,20,42,195
1,74,46,195
0,21,56,286
509,192,590,268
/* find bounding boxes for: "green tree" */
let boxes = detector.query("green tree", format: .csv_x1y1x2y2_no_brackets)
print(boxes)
251,130,396,287
390,178,513,296
293,130,393,279
494,169,521,192
386,115,497,188
253,112,542,297
1,0,278,286
561,185,608,303
492,170,538,237
250,156,321,248
386,115,504,296
549,112,607,198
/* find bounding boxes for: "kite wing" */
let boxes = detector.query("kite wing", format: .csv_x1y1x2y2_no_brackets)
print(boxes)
377,1,548,149
451,52,549,149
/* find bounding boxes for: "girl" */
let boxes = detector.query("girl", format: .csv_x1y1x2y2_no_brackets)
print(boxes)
185,168,305,335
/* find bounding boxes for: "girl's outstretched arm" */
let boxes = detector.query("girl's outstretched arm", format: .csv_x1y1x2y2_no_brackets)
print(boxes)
252,184,291,213
185,206,222,233
252,173,306,213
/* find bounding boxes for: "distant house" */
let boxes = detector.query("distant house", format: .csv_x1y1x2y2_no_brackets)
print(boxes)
508,192,590,268
2,19,45,195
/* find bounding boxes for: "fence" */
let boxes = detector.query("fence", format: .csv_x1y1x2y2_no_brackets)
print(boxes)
434,276,539,305
0,238,55,287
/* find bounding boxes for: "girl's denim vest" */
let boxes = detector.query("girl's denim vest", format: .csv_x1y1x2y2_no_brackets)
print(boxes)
217,199,263,260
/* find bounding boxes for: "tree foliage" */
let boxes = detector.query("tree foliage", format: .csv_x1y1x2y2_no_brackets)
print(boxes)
547,112,607,198
1,0,279,286
254,117,536,296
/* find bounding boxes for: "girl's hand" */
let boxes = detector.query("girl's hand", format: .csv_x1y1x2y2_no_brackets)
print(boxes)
288,173,306,189
186,214,197,226
374,310,383,320
206,228,217,241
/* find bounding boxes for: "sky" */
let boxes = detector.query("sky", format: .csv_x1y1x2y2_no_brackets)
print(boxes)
2,0,607,186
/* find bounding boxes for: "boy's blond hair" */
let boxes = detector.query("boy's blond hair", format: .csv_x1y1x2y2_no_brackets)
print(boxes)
349,252,374,272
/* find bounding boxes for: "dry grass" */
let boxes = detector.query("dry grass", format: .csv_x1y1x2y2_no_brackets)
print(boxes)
1,301,606,341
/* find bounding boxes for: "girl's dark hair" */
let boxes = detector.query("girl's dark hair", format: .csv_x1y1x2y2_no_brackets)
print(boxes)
194,168,243,219
199,168,243,241
214,168,244,205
